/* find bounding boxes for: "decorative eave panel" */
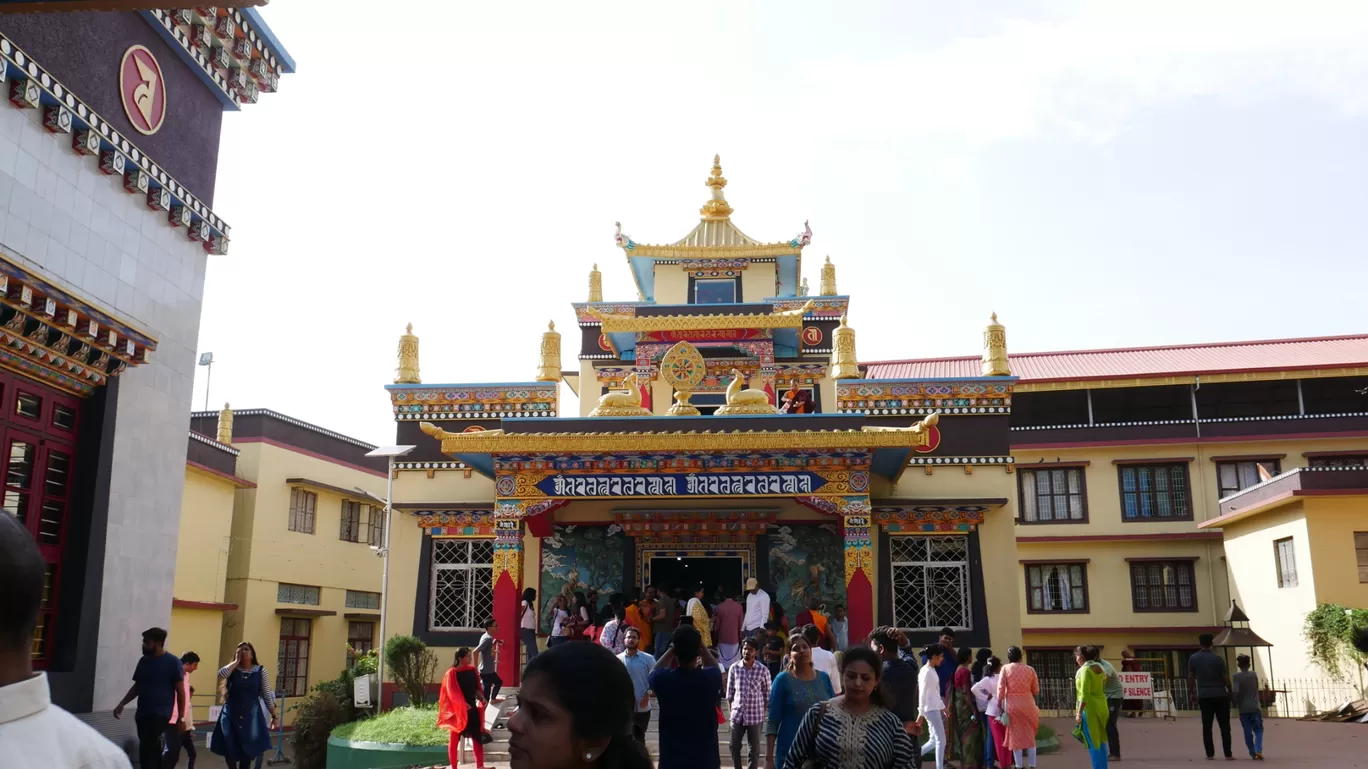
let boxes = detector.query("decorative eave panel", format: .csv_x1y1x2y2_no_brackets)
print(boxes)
574,302,649,325
420,422,940,454
872,504,993,533
388,382,558,421
620,243,800,259
770,296,848,318
0,36,232,253
613,509,776,539
586,301,812,333
837,378,1015,416
415,509,496,537
141,7,293,110
0,261,156,396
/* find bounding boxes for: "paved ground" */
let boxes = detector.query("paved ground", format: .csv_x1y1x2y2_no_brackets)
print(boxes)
1038,716,1366,768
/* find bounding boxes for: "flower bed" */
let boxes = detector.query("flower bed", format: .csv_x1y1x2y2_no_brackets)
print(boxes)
326,707,448,769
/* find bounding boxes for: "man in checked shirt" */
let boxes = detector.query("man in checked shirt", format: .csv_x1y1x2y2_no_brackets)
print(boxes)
725,637,772,769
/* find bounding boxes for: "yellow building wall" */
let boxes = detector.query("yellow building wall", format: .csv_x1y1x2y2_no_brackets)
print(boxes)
653,266,688,305
214,442,390,719
1303,496,1368,610
174,468,237,603
740,267,776,302
1221,504,1319,679
170,608,229,704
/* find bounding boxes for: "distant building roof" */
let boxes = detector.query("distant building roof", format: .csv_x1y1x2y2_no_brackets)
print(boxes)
863,334,1368,383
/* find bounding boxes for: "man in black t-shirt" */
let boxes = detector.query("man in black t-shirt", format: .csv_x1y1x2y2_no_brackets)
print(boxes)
114,627,187,769
650,625,722,769
872,626,922,768
1187,633,1233,760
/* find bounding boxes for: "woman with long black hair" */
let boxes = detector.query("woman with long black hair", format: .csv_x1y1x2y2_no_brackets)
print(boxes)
507,641,653,769
210,642,277,769
520,587,540,672
438,647,494,769
781,646,915,769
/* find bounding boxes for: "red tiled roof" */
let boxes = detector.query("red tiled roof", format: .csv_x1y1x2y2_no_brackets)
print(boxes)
863,334,1368,383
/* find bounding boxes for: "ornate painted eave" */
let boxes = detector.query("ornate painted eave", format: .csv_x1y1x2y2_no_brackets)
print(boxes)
420,420,939,455
387,382,558,421
619,241,802,260
0,35,232,253
586,300,813,333
0,259,156,396
140,7,295,111
836,378,1016,416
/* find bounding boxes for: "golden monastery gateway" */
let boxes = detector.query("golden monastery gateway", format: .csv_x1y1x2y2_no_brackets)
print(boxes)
378,158,1368,712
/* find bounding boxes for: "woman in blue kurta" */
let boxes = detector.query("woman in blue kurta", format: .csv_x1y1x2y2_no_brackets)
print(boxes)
765,634,833,769
211,642,276,769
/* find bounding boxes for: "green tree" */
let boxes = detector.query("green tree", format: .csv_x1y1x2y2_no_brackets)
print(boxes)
384,634,438,707
1302,603,1368,681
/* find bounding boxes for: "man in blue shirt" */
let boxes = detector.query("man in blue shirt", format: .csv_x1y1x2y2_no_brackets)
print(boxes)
114,627,187,769
650,624,722,769
617,625,656,744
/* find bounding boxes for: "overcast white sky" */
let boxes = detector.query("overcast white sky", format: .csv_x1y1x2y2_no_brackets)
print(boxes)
196,0,1368,446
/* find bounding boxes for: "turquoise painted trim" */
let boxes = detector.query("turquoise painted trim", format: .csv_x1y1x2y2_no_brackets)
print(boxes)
776,255,799,296
607,331,637,356
629,257,655,302
763,295,850,302
325,736,446,769
241,7,297,73
871,447,913,479
454,454,495,478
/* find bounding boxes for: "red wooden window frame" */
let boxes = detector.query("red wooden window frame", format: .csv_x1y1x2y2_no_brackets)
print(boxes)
0,371,81,668
278,617,312,697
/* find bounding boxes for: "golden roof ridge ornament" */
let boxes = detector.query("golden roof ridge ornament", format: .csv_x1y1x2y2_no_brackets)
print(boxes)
982,312,1011,376
700,154,734,220
587,372,651,417
831,314,859,379
394,323,420,384
715,369,779,416
217,402,233,445
820,255,837,296
536,321,562,382
588,264,603,303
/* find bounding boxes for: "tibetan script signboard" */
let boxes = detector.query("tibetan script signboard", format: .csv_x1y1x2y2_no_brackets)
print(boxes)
533,471,829,498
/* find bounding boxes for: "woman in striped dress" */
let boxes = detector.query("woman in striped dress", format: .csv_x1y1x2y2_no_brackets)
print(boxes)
781,647,914,769
995,646,1040,769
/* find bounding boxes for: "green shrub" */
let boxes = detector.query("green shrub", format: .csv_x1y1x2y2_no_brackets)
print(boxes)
331,705,446,747
289,689,351,769
1304,603,1368,680
385,635,438,707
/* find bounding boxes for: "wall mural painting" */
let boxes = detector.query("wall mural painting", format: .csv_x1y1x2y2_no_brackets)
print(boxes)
768,523,845,614
539,524,626,633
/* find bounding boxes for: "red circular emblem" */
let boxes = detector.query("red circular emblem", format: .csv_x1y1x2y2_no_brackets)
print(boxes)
462,425,486,433
914,426,943,453
119,45,166,136
598,333,612,352
801,326,823,346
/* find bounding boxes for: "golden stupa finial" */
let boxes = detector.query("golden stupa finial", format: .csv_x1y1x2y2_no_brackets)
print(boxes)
394,323,420,384
588,263,603,303
700,154,734,220
820,255,837,296
982,311,1010,376
831,314,859,379
216,402,234,445
537,320,562,382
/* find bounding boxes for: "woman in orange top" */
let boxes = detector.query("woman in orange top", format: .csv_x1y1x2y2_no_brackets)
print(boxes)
438,648,493,769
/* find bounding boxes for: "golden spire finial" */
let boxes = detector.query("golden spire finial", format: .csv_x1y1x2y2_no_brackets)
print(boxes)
537,320,562,382
831,314,859,379
588,263,603,303
395,323,421,384
820,255,837,296
216,402,234,445
700,154,734,220
982,312,1010,376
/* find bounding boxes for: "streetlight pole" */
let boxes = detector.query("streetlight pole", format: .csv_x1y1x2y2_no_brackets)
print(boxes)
198,352,214,410
362,445,414,708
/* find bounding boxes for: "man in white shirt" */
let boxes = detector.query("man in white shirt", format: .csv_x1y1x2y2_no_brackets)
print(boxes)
801,625,842,695
742,578,769,641
917,645,948,769
0,512,133,769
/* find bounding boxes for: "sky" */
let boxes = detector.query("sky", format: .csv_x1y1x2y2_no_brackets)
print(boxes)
196,0,1368,446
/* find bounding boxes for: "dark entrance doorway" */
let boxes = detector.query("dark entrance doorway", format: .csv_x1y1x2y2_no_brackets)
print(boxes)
649,556,744,599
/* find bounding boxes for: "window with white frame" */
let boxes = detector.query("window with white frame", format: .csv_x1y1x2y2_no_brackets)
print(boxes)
890,535,972,631
1274,537,1298,588
1026,562,1088,612
430,539,495,631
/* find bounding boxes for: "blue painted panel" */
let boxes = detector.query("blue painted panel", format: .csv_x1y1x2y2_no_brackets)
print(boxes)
776,255,799,297
630,257,655,301
774,327,799,349
453,453,494,478
871,447,912,479
775,343,799,358
607,332,637,356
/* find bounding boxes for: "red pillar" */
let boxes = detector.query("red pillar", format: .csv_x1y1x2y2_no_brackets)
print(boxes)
843,511,874,645
492,518,523,685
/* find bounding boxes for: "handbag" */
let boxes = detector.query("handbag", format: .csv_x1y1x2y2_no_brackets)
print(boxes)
996,710,1010,726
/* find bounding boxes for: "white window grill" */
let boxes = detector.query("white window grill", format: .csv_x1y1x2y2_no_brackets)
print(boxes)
345,590,381,610
891,535,972,631
277,583,320,605
430,539,494,632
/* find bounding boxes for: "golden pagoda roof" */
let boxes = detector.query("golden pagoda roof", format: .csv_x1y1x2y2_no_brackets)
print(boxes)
615,155,809,259
585,300,813,333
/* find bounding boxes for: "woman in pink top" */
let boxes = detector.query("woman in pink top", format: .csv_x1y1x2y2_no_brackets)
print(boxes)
995,646,1041,769
171,652,200,768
